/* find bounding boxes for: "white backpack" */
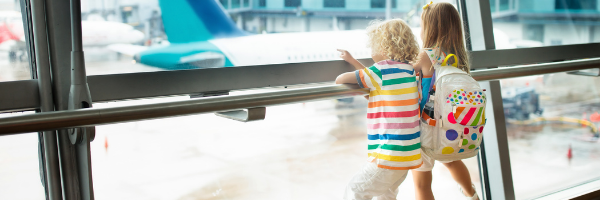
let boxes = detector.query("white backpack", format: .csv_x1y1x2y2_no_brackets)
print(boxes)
420,53,487,161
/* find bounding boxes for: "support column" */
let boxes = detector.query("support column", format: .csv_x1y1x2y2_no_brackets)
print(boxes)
332,16,338,31
462,0,515,200
44,0,83,198
29,0,63,199
385,0,392,20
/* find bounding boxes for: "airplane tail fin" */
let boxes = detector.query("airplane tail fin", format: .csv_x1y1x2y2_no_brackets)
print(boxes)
158,0,247,43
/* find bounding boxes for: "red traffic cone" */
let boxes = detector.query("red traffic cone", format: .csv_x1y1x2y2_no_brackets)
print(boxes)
567,144,573,160
104,136,109,151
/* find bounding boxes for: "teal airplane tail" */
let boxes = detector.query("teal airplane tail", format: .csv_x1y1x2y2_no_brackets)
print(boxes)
158,0,248,43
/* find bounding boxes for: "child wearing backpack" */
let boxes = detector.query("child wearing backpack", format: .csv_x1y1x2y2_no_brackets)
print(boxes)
411,2,485,200
335,19,421,200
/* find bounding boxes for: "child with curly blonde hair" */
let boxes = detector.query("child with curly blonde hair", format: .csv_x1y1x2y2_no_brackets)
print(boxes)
335,19,421,200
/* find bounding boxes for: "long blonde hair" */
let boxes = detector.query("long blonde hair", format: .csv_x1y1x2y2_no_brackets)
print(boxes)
422,2,470,73
366,19,419,63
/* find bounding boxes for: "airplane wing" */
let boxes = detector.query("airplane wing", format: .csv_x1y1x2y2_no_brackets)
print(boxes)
106,43,149,57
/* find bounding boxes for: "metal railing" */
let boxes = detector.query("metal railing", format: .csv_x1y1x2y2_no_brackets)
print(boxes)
0,57,599,135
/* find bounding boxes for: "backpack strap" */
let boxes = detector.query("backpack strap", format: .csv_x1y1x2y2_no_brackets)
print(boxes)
441,54,458,67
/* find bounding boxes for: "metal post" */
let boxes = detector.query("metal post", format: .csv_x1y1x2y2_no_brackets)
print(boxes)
29,0,63,199
70,0,96,199
43,0,83,198
332,16,338,31
464,0,515,199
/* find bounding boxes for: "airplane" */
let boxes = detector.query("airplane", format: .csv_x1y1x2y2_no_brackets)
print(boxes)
108,0,517,70
0,11,145,61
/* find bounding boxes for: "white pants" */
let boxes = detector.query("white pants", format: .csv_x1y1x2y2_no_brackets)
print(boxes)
344,163,408,200
413,150,453,171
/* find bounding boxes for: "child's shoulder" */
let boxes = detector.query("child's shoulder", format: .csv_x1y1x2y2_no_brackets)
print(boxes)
374,59,412,67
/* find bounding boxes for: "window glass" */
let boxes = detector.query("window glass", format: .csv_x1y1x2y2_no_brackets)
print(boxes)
285,0,301,7
232,0,241,9
324,0,345,8
491,0,600,49
0,1,32,82
88,92,481,199
555,0,596,10
0,112,45,200
219,0,228,8
371,0,397,8
80,0,439,76
501,72,600,199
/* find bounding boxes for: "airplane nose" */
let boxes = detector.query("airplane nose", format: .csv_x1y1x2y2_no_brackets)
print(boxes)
131,30,145,43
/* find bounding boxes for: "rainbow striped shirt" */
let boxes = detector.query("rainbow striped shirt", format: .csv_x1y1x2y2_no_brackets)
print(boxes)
355,60,422,170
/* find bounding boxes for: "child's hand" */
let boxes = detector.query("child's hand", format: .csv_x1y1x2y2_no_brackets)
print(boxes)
337,49,366,70
337,49,355,62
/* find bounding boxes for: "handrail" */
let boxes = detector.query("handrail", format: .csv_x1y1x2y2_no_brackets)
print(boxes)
471,57,600,81
0,85,368,135
0,57,599,135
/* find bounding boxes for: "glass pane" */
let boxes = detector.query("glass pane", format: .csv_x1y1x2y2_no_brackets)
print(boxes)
232,0,241,9
0,112,45,200
501,72,600,199
491,0,600,49
324,0,345,8
0,1,32,82
91,92,481,199
80,0,456,75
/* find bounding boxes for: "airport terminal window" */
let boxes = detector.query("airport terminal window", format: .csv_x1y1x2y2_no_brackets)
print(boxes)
499,0,509,11
500,72,600,199
284,0,301,7
491,0,600,49
78,0,445,75
324,0,345,8
232,0,241,9
0,5,32,82
371,0,397,8
219,0,228,8
83,95,481,199
556,0,597,10
0,112,45,200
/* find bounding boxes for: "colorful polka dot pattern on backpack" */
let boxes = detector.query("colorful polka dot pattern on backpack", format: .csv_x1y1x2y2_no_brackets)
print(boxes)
446,89,485,105
441,126,484,154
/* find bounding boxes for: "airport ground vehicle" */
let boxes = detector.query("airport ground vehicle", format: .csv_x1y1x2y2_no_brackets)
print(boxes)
502,86,543,120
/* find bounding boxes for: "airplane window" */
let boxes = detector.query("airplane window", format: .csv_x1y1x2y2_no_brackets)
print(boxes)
0,9,32,82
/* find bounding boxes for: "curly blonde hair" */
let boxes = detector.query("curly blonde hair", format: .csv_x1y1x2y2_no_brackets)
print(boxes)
366,19,419,63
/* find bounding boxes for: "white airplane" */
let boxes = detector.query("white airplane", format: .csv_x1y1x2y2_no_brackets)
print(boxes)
0,11,144,61
108,0,516,70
